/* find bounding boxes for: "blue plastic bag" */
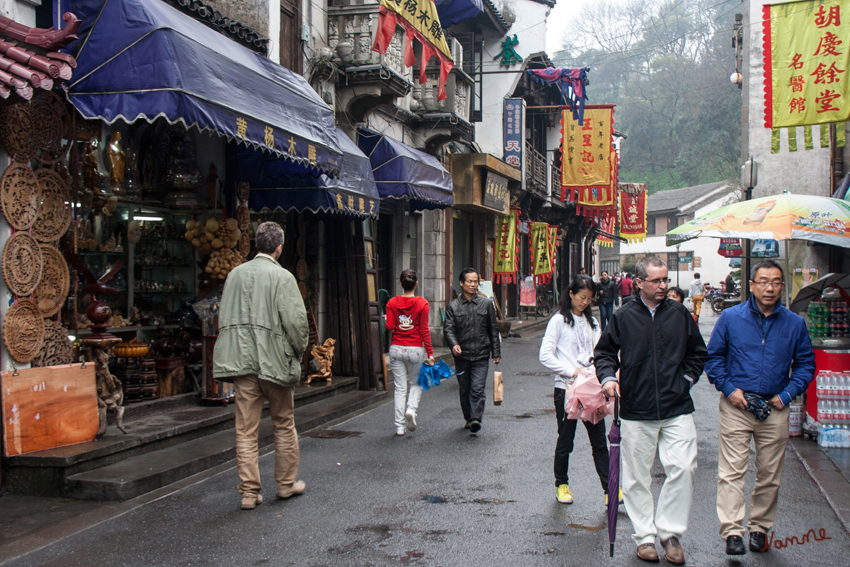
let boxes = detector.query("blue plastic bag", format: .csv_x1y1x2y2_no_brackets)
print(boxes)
417,360,457,391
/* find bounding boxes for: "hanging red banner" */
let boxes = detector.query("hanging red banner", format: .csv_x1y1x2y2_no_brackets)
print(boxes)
560,105,618,219
494,207,520,283
372,0,454,101
597,216,615,247
619,184,647,243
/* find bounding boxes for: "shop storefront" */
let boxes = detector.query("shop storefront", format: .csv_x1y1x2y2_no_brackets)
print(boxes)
0,0,342,473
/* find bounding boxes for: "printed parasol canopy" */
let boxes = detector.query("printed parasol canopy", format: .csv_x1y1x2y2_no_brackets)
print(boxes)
665,193,850,249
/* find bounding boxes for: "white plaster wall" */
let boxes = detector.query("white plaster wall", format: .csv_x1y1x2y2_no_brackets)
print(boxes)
746,0,831,199
268,0,281,63
476,1,551,158
0,0,37,25
620,193,742,289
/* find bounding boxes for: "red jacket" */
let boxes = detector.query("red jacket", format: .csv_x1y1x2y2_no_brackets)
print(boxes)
385,296,433,356
617,277,633,296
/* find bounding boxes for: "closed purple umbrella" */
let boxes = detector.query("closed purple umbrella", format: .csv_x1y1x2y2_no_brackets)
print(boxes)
607,393,621,558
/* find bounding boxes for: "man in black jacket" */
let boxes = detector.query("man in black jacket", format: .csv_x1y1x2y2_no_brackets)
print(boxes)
595,256,707,565
444,268,501,434
596,271,617,330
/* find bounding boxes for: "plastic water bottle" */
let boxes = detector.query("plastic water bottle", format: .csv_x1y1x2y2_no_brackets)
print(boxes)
818,400,827,423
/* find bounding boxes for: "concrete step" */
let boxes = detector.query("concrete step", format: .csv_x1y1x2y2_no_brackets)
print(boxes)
2,377,362,498
64,389,388,501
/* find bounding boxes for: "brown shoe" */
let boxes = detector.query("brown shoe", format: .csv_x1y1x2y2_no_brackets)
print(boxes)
241,493,263,510
661,536,685,564
276,480,306,499
636,543,660,562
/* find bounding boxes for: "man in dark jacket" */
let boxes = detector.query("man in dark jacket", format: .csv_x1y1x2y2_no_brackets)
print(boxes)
596,271,617,330
444,268,501,434
706,260,815,556
596,256,707,564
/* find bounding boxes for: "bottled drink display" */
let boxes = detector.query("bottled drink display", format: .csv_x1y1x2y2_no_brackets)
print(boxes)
817,370,850,448
808,299,850,339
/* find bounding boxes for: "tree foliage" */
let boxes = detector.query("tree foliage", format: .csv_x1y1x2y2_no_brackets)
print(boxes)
552,0,743,193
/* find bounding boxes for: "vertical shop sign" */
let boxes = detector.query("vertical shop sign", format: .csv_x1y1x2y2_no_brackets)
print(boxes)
619,183,648,243
530,222,553,283
504,98,525,178
763,0,850,127
561,105,618,218
494,207,519,283
483,171,508,211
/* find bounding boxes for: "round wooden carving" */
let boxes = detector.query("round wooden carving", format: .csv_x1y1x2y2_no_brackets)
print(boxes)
238,231,250,257
297,214,306,234
34,245,70,317
3,298,45,363
33,169,73,242
295,259,308,281
236,181,250,202
2,232,43,297
297,280,307,299
31,319,73,368
0,103,38,160
33,92,71,165
1,163,39,230
296,236,306,259
237,205,250,231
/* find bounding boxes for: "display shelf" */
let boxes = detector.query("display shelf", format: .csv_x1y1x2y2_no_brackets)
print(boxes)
134,292,193,296
73,324,179,337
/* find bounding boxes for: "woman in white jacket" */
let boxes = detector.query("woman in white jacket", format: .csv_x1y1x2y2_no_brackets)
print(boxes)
539,274,618,505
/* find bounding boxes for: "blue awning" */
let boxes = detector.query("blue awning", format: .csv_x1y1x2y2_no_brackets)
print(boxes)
240,129,380,220
357,128,453,211
64,0,342,176
434,0,484,28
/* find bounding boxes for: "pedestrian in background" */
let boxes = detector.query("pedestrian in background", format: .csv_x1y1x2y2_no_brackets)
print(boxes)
596,270,616,330
725,272,736,294
614,273,623,306
618,273,633,304
689,273,705,320
539,275,619,506
705,260,815,556
667,286,685,303
444,268,501,434
386,269,435,436
596,256,707,564
213,222,309,510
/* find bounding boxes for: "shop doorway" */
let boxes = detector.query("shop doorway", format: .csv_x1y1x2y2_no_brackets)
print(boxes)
452,217,472,297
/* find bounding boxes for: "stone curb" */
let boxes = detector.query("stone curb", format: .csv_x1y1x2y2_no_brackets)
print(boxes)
789,439,850,537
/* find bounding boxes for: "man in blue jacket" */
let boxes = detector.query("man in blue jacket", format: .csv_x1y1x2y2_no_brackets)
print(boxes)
706,260,815,556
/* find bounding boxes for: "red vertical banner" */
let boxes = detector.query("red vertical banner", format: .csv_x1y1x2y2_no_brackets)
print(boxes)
597,216,615,247
618,183,647,243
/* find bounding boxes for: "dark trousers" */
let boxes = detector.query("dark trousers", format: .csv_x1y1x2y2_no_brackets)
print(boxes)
598,302,613,330
456,358,489,422
553,388,610,491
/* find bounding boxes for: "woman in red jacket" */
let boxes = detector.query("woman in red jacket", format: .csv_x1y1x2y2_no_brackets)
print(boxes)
386,269,435,436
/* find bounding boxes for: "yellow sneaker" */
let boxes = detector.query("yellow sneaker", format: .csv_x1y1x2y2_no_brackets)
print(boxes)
556,484,573,504
605,488,624,505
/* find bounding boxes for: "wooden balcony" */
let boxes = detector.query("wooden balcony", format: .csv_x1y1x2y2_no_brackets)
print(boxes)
525,141,547,193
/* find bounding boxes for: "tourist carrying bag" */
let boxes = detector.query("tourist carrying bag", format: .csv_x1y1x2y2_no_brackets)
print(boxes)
493,362,504,405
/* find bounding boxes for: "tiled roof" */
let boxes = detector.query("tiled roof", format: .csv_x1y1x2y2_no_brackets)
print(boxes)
0,13,80,101
647,181,738,214
482,0,510,30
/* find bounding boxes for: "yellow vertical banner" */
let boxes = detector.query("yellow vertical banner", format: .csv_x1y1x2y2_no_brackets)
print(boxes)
530,222,553,283
560,105,618,218
763,0,850,128
494,208,519,284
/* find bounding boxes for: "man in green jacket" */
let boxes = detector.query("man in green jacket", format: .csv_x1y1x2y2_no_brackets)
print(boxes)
213,222,309,510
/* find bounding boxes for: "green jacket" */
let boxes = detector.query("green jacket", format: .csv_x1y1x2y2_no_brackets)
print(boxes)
213,255,308,386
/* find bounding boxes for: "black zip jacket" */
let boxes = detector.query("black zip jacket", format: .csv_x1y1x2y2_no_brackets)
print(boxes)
597,279,617,305
594,297,707,421
444,294,501,362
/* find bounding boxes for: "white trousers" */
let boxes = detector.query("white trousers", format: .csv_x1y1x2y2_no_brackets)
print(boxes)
621,413,698,545
389,345,425,429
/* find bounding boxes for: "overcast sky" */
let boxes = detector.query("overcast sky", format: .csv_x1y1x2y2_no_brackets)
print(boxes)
546,1,576,54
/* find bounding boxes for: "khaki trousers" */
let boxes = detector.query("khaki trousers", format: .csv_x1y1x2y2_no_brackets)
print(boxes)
692,295,704,317
233,375,299,497
717,394,789,539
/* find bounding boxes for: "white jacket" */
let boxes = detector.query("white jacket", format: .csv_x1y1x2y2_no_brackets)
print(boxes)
538,312,601,390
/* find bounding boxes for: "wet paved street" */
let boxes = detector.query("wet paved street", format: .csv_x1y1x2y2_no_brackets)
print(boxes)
2,314,849,566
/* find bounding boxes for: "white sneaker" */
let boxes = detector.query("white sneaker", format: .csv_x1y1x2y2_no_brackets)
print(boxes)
405,410,417,431
396,426,405,436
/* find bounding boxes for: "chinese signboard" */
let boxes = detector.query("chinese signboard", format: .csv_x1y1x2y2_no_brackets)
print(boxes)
373,0,454,101
520,279,536,306
483,172,508,211
561,105,618,218
718,238,743,258
494,208,519,283
504,98,525,173
597,216,616,247
619,183,647,243
763,0,850,128
530,222,554,282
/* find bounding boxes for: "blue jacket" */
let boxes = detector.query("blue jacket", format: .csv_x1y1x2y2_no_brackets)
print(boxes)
706,296,815,407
